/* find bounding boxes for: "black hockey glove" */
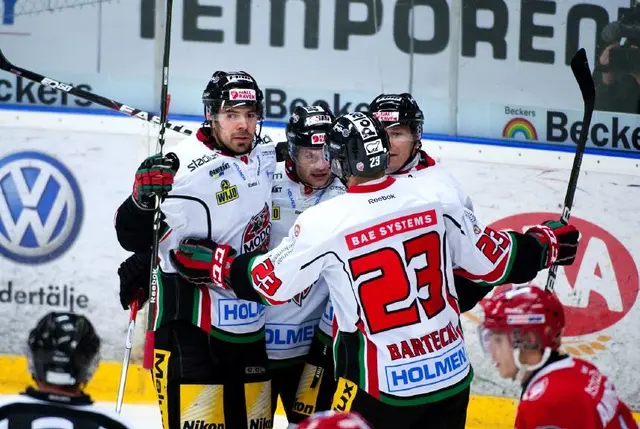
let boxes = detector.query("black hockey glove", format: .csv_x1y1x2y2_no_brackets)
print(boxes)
118,251,151,310
454,275,493,313
169,238,237,287
132,153,179,209
525,220,580,269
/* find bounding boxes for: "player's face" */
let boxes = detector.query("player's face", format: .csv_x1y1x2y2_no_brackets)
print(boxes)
385,125,414,173
213,106,259,153
487,332,519,379
295,147,332,188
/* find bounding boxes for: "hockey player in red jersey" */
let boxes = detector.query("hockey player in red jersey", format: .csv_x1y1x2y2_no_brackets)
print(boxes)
480,286,638,429
168,111,581,429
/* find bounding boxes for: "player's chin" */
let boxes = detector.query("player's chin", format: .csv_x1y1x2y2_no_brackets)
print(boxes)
231,138,252,150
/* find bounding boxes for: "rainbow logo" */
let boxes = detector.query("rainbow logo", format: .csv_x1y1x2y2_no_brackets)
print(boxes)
502,117,538,140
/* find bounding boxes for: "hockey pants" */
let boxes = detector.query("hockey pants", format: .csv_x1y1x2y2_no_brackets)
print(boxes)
269,332,336,424
151,320,272,429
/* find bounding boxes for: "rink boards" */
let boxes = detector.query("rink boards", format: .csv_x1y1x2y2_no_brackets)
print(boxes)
1,107,639,426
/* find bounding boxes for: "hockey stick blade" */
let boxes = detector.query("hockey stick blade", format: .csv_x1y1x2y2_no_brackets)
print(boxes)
545,48,596,293
0,48,193,136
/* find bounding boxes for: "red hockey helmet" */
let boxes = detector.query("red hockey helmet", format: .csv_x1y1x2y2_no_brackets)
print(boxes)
480,286,565,351
297,411,373,429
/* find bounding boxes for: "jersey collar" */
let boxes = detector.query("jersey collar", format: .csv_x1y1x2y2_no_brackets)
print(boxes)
22,386,93,405
396,150,437,175
520,351,571,396
347,176,395,193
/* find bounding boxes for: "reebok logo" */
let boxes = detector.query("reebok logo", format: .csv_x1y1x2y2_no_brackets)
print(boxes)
368,194,396,204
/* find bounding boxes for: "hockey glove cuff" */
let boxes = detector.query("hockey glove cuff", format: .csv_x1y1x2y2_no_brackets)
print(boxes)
169,238,236,287
525,220,579,269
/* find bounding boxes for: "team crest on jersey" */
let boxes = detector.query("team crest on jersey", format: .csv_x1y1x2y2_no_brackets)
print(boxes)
242,203,271,253
291,286,312,307
216,180,239,205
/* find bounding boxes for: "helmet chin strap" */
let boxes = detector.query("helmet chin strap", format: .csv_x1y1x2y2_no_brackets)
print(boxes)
512,346,553,381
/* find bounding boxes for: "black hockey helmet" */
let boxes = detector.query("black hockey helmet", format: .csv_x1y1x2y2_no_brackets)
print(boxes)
27,312,101,387
286,105,336,158
202,71,264,121
324,112,390,180
369,93,424,142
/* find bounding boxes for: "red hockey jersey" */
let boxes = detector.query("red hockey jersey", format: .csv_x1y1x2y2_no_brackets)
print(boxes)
516,356,638,429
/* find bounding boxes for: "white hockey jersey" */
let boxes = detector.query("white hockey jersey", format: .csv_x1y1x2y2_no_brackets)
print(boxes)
0,389,135,428
266,162,345,360
157,131,277,337
393,150,474,212
243,175,515,403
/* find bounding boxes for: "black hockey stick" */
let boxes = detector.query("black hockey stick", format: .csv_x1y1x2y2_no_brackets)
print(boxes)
0,47,193,136
545,48,596,293
143,0,175,371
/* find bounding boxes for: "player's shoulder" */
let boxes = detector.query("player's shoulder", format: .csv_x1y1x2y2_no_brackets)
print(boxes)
255,134,278,155
0,393,136,428
325,177,347,197
0,393,27,410
395,174,461,208
272,162,288,183
170,133,220,177
522,357,594,406
294,192,347,233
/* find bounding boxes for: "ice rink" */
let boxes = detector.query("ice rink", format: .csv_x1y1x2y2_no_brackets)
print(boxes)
97,401,290,429
1,110,639,428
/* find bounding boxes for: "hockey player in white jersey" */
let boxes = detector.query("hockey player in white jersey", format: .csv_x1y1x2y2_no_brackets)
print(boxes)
266,105,345,424
114,71,276,429
168,111,580,429
369,93,564,312
0,312,135,429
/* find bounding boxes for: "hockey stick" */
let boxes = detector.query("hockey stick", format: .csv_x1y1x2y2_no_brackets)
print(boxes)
115,294,141,413
544,48,596,293
142,0,175,371
0,47,193,136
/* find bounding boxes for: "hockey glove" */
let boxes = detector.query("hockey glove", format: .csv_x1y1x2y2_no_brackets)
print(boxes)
132,153,179,210
169,238,237,287
525,220,580,269
118,251,151,310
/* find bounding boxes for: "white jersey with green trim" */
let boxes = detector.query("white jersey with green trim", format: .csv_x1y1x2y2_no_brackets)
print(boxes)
157,132,277,336
266,162,345,360
392,150,474,212
245,175,515,399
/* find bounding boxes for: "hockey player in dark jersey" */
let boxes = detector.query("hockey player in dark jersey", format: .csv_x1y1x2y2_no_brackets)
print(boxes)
0,311,135,429
114,71,277,429
480,286,638,429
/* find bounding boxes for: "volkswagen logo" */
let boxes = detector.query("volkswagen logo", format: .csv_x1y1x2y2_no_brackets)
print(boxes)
0,151,84,264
